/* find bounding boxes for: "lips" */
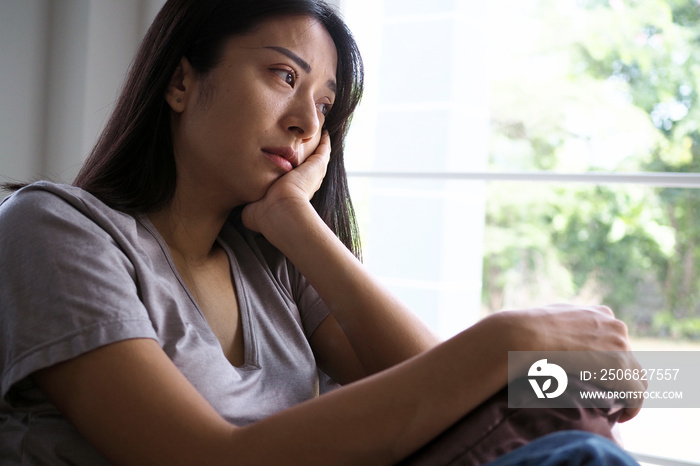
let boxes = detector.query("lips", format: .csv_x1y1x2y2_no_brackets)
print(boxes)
261,146,299,169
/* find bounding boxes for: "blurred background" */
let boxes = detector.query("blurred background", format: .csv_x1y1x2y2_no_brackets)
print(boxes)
2,0,699,463
0,0,164,188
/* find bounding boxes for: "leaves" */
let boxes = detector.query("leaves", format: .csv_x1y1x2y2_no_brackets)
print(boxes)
484,0,700,334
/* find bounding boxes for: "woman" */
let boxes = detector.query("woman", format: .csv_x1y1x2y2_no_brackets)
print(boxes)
0,0,641,464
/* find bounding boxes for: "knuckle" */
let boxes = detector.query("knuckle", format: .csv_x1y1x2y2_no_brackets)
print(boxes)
611,332,630,350
613,318,629,336
616,335,630,350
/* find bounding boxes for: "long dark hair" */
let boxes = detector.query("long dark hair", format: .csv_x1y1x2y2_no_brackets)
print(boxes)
72,0,364,257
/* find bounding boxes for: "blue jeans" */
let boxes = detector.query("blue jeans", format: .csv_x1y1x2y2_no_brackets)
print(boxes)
486,431,639,465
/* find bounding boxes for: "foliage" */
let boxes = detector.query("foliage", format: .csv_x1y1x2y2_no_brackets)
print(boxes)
483,0,700,336
652,311,700,339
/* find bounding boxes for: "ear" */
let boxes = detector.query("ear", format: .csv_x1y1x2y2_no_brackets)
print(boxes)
165,57,195,112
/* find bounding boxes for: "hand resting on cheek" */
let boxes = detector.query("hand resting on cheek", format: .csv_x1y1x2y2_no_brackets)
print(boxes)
242,131,332,234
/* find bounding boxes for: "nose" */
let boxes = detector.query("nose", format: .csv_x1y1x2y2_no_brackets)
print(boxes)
284,94,321,144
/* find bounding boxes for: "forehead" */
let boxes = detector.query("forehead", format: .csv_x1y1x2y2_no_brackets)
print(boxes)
225,15,338,77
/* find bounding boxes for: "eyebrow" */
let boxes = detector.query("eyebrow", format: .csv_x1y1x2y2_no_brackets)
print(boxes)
265,46,337,94
266,46,311,73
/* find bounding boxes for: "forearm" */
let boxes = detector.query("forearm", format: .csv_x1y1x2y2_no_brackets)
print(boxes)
259,200,439,373
36,316,518,466
234,314,513,465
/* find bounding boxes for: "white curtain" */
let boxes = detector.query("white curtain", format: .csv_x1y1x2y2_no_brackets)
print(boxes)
0,0,165,192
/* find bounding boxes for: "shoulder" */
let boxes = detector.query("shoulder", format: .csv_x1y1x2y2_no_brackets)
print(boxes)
2,181,118,220
0,181,146,282
0,182,93,245
0,181,137,242
1,182,68,219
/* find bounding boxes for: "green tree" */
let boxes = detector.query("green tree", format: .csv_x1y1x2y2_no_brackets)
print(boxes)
483,0,700,337
575,0,700,325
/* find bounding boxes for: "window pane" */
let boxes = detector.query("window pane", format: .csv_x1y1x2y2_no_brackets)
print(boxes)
350,177,700,463
349,177,486,337
342,0,490,173
482,182,700,341
351,176,700,342
488,0,700,175
342,1,700,462
343,0,700,175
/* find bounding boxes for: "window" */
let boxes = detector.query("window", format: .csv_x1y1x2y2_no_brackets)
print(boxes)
339,0,700,463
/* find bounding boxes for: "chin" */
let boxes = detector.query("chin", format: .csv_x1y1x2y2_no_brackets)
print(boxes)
244,182,276,204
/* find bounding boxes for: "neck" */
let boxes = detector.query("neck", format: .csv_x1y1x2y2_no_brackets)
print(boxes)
149,194,231,265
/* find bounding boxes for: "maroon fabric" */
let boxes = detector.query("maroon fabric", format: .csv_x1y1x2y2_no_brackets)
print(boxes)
399,378,622,466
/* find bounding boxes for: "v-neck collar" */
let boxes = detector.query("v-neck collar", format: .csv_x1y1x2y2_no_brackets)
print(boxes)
136,214,259,370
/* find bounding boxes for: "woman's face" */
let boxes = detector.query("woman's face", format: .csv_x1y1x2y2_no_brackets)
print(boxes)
168,15,338,208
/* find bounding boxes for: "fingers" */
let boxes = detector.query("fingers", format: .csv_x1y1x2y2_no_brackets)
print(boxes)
240,132,331,228
606,343,645,423
589,305,631,350
542,303,614,317
314,131,331,161
532,303,632,353
312,131,331,177
592,304,614,316
553,303,614,317
296,131,331,200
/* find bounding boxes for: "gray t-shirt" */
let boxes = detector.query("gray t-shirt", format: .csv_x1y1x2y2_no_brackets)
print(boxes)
0,181,335,464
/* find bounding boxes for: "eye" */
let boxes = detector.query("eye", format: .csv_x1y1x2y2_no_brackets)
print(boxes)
316,102,333,116
271,68,297,87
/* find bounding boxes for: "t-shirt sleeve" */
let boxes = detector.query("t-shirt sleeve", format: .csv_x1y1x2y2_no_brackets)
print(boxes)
226,219,332,340
289,262,331,339
0,188,158,403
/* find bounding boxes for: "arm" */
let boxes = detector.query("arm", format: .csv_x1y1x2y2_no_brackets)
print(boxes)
240,132,640,420
244,133,439,381
292,206,439,377
30,310,520,466
34,303,634,466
